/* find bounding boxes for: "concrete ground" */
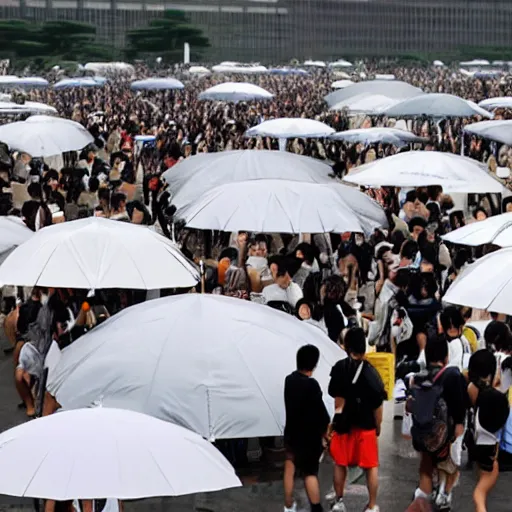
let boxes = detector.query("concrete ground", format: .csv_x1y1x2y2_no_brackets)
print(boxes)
0,333,509,512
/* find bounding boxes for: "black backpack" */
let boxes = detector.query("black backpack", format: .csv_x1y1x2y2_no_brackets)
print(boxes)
408,367,451,456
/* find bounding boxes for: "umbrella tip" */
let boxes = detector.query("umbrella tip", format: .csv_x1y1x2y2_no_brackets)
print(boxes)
90,396,104,408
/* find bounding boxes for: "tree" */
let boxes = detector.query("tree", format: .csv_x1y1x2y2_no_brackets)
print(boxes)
126,10,210,62
0,19,116,66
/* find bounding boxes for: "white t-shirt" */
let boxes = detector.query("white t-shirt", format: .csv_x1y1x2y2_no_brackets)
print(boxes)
447,335,471,371
262,282,303,308
496,352,512,393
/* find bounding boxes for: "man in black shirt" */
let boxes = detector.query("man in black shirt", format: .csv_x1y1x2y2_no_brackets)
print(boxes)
328,327,386,512
284,345,330,512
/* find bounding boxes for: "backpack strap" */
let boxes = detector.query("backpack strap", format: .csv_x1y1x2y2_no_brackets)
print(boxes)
352,360,364,385
432,365,448,383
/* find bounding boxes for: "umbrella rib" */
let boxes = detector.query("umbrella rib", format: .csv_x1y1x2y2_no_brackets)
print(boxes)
19,447,52,498
233,340,284,434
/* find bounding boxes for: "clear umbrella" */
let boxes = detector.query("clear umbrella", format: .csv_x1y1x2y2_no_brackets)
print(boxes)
0,115,93,157
0,217,199,289
444,248,512,315
163,149,334,209
442,212,512,247
177,179,386,235
0,407,240,500
47,294,345,440
343,151,504,193
198,82,273,102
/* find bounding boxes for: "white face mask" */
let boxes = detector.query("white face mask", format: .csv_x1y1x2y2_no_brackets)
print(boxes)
40,294,49,306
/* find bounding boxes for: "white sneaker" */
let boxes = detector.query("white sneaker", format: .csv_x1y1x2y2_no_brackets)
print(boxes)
364,507,379,512
331,498,347,512
325,487,337,503
435,491,452,510
284,502,297,512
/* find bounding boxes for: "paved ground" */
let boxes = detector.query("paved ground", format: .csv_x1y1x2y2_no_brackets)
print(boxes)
0,332,509,512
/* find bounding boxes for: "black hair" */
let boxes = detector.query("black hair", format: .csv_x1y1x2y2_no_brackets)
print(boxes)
43,169,59,183
405,190,417,203
268,255,287,277
110,192,126,212
390,230,405,255
27,182,42,200
425,339,448,365
376,244,392,261
126,200,152,225
473,206,488,219
219,247,238,264
295,242,316,266
468,349,497,387
88,177,99,193
484,320,511,352
392,267,411,289
409,216,427,233
439,306,465,334
295,298,312,320
417,190,429,204
477,388,510,434
401,240,419,261
345,327,366,356
296,344,320,372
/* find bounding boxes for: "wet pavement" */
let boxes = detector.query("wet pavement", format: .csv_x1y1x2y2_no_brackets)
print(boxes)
0,333,509,512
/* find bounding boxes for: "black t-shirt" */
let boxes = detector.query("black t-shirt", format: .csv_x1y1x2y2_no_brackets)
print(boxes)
329,358,387,431
284,371,330,450
429,365,468,426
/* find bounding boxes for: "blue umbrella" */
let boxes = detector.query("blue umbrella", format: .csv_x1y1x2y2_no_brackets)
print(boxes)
130,78,184,91
0,76,48,89
54,77,105,90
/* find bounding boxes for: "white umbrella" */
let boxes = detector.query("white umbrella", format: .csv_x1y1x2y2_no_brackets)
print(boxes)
304,60,326,68
177,179,386,235
330,59,353,68
444,248,512,315
0,216,33,265
324,80,423,108
0,217,199,289
163,149,334,209
0,115,93,157
130,78,184,91
442,212,512,247
47,294,345,440
332,80,354,89
198,82,273,102
245,118,334,139
0,407,240,500
343,151,504,193
460,59,490,67
330,93,405,115
464,120,512,146
188,66,210,75
479,97,512,111
329,127,427,147
0,76,48,88
53,78,104,89
383,93,492,119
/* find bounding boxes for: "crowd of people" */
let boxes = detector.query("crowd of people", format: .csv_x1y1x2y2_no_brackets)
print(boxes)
1,61,512,512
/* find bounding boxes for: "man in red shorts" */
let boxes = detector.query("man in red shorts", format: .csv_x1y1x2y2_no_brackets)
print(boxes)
328,327,387,512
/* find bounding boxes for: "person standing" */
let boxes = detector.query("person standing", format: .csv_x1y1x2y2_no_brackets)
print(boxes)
328,327,386,512
283,345,330,512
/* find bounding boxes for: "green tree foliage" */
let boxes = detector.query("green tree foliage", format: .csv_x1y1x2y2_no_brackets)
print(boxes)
126,10,210,62
0,19,116,65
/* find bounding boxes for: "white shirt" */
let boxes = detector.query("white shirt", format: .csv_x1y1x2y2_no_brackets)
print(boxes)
262,282,303,308
447,335,471,371
496,352,512,393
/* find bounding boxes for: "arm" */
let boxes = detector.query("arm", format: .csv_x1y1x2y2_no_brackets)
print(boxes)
374,404,384,436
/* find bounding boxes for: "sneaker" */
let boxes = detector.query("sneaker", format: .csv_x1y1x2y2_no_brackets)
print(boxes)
364,507,379,512
435,491,452,510
331,498,347,512
284,503,297,512
413,488,430,501
325,488,337,503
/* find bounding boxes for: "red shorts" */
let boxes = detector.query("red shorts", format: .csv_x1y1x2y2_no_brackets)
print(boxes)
330,428,379,469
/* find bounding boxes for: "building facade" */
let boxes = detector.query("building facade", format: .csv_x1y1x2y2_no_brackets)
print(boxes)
1,0,511,62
